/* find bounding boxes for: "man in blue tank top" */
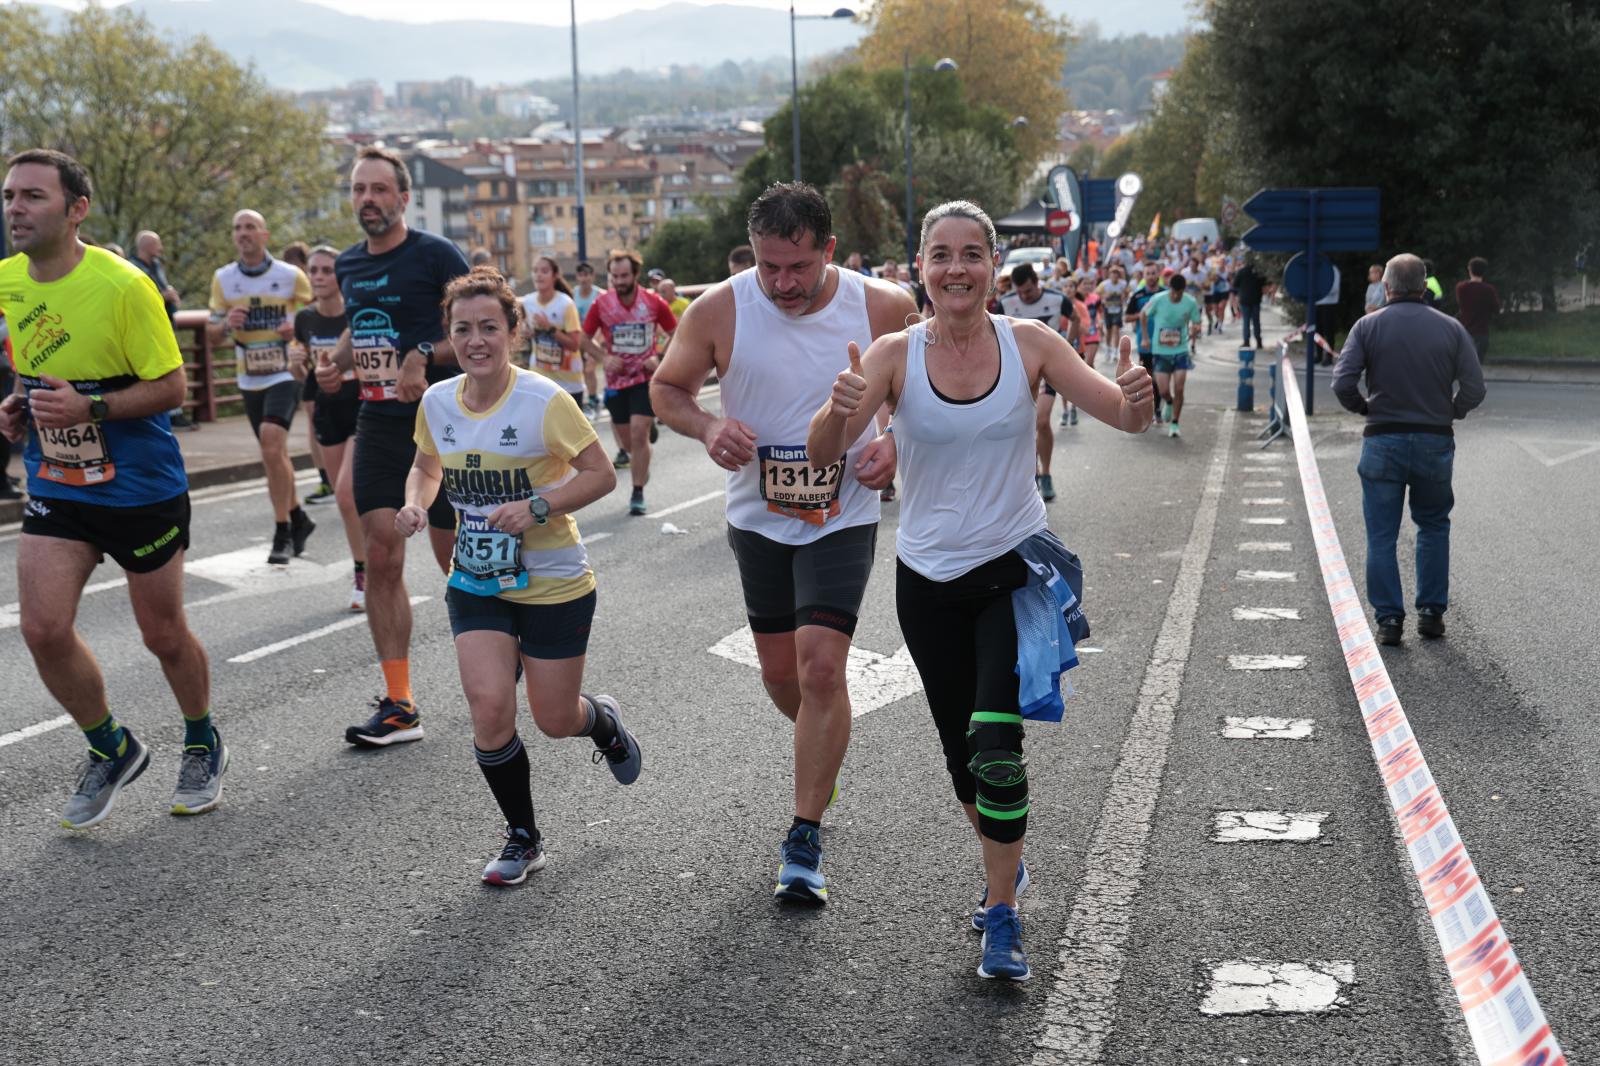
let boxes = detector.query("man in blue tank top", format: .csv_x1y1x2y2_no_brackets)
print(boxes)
651,183,916,906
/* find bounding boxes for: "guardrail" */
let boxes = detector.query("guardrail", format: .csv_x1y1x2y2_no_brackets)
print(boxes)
173,310,244,423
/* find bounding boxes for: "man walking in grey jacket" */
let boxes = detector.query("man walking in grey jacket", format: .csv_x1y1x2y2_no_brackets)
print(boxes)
1332,253,1487,647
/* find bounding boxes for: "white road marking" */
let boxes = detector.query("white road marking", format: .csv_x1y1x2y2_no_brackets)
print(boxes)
228,595,429,663
1513,438,1600,468
1243,453,1282,462
1232,607,1301,621
1243,517,1287,525
1221,716,1315,740
1236,569,1295,581
1242,480,1284,488
1199,959,1355,1015
1212,810,1328,843
1229,654,1307,670
650,490,724,520
1239,541,1291,552
707,625,923,717
1243,497,1286,505
1031,409,1235,1065
0,713,74,749
586,532,613,543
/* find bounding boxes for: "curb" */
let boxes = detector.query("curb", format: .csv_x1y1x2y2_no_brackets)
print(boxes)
1,451,314,527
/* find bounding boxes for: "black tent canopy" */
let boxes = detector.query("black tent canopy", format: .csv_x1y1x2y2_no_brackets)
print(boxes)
992,199,1052,234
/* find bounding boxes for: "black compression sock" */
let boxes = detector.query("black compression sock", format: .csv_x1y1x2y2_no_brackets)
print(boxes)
317,467,330,486
790,816,821,834
290,506,308,525
475,735,536,834
275,521,290,536
579,696,618,748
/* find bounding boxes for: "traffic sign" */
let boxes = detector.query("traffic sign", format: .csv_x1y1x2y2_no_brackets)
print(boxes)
1045,210,1074,236
1241,187,1380,252
1282,252,1336,304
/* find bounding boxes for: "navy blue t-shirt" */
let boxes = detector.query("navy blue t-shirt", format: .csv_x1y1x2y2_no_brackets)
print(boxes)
336,228,470,418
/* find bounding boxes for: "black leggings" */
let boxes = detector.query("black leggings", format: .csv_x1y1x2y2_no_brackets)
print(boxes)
896,553,1030,843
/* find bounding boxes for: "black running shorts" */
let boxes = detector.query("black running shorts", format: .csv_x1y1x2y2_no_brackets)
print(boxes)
21,491,191,574
242,380,300,437
445,587,596,660
312,379,362,447
725,521,878,636
352,408,455,528
604,382,653,424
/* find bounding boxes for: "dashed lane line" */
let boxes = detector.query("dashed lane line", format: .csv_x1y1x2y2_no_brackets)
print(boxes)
227,595,430,664
1030,409,1235,1065
0,714,74,749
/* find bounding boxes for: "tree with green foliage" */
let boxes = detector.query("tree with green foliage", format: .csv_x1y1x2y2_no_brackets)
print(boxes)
0,6,355,302
1190,0,1600,315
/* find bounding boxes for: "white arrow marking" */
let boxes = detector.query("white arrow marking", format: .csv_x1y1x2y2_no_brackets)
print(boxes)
1513,438,1600,468
707,625,924,717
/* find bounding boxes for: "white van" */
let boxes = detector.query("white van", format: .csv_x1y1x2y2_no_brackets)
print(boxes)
1170,217,1220,246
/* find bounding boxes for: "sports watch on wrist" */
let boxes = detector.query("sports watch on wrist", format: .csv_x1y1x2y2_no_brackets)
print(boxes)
88,395,109,423
417,342,435,369
527,496,550,525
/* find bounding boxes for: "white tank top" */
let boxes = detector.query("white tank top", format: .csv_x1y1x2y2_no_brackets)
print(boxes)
895,315,1048,581
721,265,879,544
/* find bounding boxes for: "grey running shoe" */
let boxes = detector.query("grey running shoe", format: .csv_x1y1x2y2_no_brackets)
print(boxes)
482,826,547,886
588,694,642,785
171,729,229,816
62,731,150,829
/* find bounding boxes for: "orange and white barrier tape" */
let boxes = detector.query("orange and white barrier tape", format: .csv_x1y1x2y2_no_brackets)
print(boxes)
1280,359,1565,1066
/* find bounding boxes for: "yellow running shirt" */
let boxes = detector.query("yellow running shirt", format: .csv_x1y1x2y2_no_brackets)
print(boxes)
0,246,187,504
415,367,599,605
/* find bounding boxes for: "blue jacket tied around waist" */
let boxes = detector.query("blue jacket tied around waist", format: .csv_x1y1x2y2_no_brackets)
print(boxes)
1011,530,1090,723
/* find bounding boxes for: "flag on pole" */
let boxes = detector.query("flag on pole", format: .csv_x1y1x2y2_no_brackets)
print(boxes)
1147,212,1161,241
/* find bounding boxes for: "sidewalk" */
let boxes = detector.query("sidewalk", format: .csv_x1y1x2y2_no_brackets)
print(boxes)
2,416,313,525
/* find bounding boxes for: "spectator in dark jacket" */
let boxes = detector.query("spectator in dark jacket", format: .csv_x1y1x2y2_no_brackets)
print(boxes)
1454,257,1501,362
1332,253,1486,647
1232,260,1265,348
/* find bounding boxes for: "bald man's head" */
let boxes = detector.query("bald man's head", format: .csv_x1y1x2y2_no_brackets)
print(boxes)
231,209,268,263
135,229,162,259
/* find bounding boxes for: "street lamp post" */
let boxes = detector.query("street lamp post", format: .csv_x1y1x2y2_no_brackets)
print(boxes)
789,5,855,183
570,0,587,264
903,49,957,272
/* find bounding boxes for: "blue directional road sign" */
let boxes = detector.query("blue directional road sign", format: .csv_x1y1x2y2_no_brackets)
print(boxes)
1241,187,1380,252
1282,252,1336,304
1081,179,1116,224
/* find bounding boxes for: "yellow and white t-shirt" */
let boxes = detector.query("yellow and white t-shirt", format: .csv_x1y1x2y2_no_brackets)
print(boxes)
414,367,600,605
208,257,312,391
521,291,584,395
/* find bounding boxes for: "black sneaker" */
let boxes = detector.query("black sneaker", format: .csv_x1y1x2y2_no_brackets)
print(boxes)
628,489,646,516
1376,617,1403,646
649,420,660,444
267,527,292,566
344,697,424,747
613,449,631,469
291,512,316,556
1417,610,1446,639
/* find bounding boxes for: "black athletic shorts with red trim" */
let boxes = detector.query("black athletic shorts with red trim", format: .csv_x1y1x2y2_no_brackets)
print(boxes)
21,491,191,574
725,521,877,637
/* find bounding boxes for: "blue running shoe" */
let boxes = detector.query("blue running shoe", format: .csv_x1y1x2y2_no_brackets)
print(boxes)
977,903,1031,981
773,823,827,905
588,694,642,785
344,697,423,747
972,860,1030,931
170,728,230,816
481,826,547,886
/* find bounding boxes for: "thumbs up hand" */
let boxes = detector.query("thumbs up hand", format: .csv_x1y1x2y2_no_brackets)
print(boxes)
829,342,868,417
1114,334,1153,417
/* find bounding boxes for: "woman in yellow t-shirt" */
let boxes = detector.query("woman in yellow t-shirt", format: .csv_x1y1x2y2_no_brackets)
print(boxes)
396,267,641,886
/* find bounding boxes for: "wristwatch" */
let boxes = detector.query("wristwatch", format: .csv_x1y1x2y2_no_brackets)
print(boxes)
417,342,435,369
527,496,550,525
88,395,109,423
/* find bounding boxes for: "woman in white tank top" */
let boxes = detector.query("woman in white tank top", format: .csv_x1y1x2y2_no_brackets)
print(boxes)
807,201,1155,983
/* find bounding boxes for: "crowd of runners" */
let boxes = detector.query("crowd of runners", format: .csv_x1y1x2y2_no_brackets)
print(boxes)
2,146,1174,983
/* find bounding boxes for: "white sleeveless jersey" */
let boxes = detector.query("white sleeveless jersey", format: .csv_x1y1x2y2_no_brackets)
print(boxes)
894,315,1048,581
721,266,879,544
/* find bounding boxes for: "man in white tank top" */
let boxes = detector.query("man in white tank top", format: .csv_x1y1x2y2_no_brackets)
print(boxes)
652,183,917,905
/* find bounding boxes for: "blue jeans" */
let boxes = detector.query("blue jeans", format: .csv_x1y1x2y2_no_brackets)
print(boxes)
1357,433,1455,621
1240,302,1262,346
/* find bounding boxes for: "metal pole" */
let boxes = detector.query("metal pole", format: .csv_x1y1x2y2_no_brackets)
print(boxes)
903,48,915,273
570,0,587,264
790,1,802,183
1305,189,1317,416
